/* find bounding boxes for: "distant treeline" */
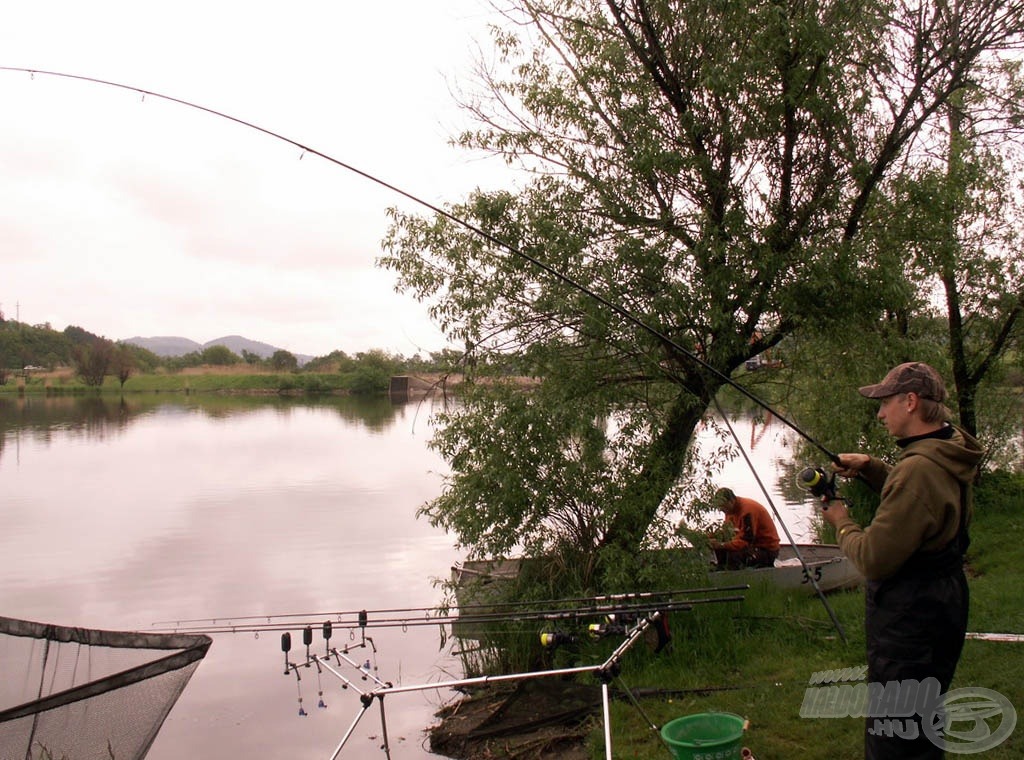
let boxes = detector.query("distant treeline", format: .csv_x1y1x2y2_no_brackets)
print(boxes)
0,318,501,392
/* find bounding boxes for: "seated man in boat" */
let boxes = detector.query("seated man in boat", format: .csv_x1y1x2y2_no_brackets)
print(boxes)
708,487,781,569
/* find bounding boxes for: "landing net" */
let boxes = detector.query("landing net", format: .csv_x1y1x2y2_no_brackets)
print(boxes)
0,615,211,760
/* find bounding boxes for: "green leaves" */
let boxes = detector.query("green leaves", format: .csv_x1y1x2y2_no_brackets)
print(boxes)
382,0,1024,580
423,383,613,559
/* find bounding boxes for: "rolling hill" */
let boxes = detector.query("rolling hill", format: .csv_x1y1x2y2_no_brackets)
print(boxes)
124,335,313,365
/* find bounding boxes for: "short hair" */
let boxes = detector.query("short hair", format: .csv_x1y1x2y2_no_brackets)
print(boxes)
712,487,735,507
917,396,950,425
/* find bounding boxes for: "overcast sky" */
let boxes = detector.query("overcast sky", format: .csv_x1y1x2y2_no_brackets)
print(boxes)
0,1,513,358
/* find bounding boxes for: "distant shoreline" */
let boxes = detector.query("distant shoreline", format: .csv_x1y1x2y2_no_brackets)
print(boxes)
0,367,535,396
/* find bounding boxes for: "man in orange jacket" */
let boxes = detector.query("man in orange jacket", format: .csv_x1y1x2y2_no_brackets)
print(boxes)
708,487,781,569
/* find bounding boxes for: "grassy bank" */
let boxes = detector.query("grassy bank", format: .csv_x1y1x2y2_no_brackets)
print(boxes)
0,367,379,395
583,471,1023,758
444,472,1024,758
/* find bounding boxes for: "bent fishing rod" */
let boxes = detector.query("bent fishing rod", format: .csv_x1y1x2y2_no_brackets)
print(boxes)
0,65,839,464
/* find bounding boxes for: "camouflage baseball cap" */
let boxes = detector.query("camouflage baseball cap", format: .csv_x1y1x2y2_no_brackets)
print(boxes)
858,362,947,402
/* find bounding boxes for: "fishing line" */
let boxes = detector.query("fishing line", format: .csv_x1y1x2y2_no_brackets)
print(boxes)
713,397,848,643
0,65,838,463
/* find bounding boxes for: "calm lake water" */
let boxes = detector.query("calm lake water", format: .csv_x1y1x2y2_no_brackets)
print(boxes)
0,393,814,759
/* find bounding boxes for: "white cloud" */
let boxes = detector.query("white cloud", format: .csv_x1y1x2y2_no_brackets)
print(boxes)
0,0,510,356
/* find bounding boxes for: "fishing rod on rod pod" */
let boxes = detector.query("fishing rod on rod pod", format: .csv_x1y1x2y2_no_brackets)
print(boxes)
149,583,751,630
152,591,749,678
151,593,748,636
288,610,681,760
0,65,842,465
255,600,746,757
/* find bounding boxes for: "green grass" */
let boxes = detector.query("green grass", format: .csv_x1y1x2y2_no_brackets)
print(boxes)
0,371,361,395
445,473,1023,758
579,472,1024,759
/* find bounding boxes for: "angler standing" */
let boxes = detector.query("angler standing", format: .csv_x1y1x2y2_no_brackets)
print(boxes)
820,362,984,759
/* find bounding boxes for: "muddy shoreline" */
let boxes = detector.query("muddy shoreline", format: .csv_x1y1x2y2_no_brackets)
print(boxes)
428,681,595,759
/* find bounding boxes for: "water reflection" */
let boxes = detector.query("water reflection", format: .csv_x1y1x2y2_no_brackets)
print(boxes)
0,394,816,759
0,393,460,760
0,395,136,450
0,393,435,454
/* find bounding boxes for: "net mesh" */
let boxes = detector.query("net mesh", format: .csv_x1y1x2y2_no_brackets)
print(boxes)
0,616,211,760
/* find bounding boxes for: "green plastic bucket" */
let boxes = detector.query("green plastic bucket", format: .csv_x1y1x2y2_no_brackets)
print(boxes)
660,712,746,760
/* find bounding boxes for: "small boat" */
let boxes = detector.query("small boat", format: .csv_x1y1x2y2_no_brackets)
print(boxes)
706,543,863,593
451,543,862,602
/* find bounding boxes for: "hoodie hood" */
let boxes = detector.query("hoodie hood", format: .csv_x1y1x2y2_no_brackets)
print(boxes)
898,425,984,485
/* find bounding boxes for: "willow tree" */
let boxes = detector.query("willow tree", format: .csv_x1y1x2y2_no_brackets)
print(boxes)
902,63,1024,443
73,339,115,388
381,0,1021,579
752,2,1024,464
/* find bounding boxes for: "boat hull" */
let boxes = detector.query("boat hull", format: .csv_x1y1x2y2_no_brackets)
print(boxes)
452,544,863,601
706,543,863,593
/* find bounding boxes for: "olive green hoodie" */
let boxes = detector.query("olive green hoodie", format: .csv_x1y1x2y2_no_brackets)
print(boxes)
835,424,984,581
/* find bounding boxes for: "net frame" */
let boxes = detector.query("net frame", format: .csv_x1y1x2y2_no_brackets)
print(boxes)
0,615,211,760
